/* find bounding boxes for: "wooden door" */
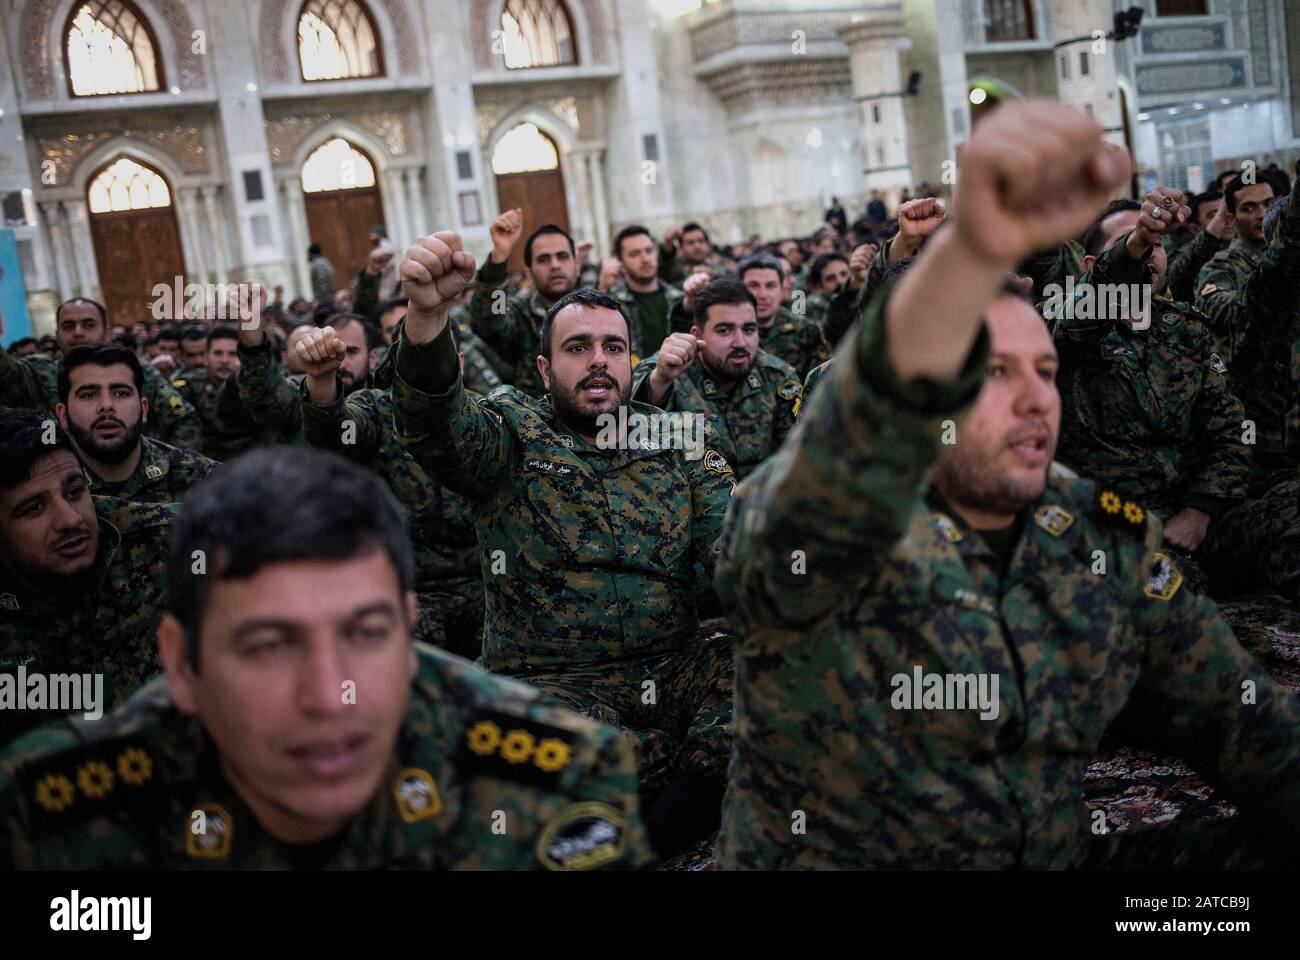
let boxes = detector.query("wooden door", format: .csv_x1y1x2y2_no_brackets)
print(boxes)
303,187,385,295
494,167,570,275
89,206,185,328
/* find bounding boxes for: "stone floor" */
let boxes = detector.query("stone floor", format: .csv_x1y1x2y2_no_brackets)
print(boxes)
663,595,1300,870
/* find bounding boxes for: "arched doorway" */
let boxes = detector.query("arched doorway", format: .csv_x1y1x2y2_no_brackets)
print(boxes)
492,122,570,275
86,154,185,327
301,137,385,292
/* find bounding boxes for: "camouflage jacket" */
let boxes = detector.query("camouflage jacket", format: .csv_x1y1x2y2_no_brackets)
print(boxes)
823,244,890,351
456,324,507,397
801,358,832,407
759,307,830,382
1195,238,1265,359
659,249,734,286
0,497,173,746
1051,231,1250,520
0,645,653,869
609,280,689,362
301,383,481,601
172,366,260,462
0,351,201,451
1225,185,1300,494
713,296,1300,869
631,350,801,480
87,436,215,504
390,323,735,674
1019,238,1085,304
1166,228,1228,305
233,338,309,448
468,258,551,398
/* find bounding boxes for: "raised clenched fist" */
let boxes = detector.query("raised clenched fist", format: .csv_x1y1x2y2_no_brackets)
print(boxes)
295,325,346,380
682,271,711,311
489,208,524,263
401,232,477,315
598,257,624,292
367,244,395,276
898,198,946,242
849,242,879,288
953,101,1130,264
655,332,703,381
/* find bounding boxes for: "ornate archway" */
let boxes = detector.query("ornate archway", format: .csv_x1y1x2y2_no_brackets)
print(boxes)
300,136,386,292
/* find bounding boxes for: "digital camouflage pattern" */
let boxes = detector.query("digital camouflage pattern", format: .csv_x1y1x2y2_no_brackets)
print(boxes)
822,242,889,351
390,323,735,785
0,496,174,746
456,323,506,397
233,337,308,448
609,280,688,362
1195,238,1264,360
172,367,261,462
301,382,485,659
87,436,215,505
0,644,654,870
468,258,552,397
1050,229,1250,521
713,297,1300,869
0,350,201,451
631,349,801,480
1165,228,1227,305
759,306,830,382
800,358,832,408
1018,238,1084,303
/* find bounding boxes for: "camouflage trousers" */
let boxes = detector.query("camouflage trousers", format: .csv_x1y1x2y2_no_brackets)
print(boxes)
1203,479,1300,603
526,637,734,796
1082,814,1289,869
414,583,485,661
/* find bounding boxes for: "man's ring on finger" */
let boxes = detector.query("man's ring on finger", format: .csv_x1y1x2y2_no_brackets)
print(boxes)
1151,207,1163,220
1160,195,1175,209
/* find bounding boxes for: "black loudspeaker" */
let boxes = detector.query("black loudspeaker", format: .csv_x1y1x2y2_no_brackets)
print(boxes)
906,71,922,96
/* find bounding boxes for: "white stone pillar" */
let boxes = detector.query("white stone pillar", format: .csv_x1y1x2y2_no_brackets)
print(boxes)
57,201,87,296
281,178,312,301
200,186,229,284
39,201,73,302
570,147,597,249
404,167,425,238
839,6,914,200
1051,0,1126,148
380,169,408,251
65,200,101,301
179,188,210,293
588,147,610,257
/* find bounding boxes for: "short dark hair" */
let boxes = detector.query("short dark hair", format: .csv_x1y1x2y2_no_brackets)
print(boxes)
681,222,709,243
1225,173,1272,214
613,225,654,259
1082,199,1142,258
57,298,108,327
313,303,339,324
377,296,408,320
207,325,239,347
0,406,77,490
157,325,181,343
166,447,415,670
180,325,208,345
523,224,575,267
808,252,849,288
538,287,630,360
58,344,145,404
692,279,757,330
307,243,322,257
1190,189,1223,225
737,253,785,284
332,312,383,352
8,337,37,354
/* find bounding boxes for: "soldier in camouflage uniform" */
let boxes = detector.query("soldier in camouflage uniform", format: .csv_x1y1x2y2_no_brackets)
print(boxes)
1194,175,1275,356
715,104,1300,869
393,236,734,852
0,408,173,746
800,253,851,330
631,279,801,481
0,299,201,450
295,323,485,659
171,326,277,461
738,254,829,381
1163,190,1230,305
469,211,580,398
1201,187,1300,604
605,226,689,360
658,223,733,285
1050,191,1251,581
52,344,214,505
0,448,652,869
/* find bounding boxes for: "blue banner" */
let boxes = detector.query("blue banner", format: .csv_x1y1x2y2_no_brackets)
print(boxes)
0,229,32,346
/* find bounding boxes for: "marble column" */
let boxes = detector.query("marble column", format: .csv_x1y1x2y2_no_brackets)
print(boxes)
404,167,425,238
179,188,210,295
380,169,408,251
588,146,610,257
39,201,73,302
200,186,229,284
838,5,914,203
281,178,312,301
567,146,596,249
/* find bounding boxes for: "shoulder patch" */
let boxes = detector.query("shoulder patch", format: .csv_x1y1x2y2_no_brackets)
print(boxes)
702,449,730,475
932,512,964,543
1144,551,1184,602
144,464,164,480
171,379,187,389
777,380,802,401
1199,282,1217,297
1094,489,1145,532
16,736,157,834
1034,504,1075,537
1209,353,1227,374
535,801,627,871
460,708,577,790
186,802,233,859
392,767,443,823
168,394,184,411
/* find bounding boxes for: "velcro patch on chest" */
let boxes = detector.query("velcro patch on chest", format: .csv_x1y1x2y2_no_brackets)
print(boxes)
703,449,731,475
1144,551,1184,601
459,708,578,790
1210,353,1227,374
15,735,157,834
536,802,627,871
777,380,802,401
1034,504,1075,537
524,458,574,477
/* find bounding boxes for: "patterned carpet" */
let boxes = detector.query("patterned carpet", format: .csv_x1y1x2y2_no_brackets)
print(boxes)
663,596,1300,870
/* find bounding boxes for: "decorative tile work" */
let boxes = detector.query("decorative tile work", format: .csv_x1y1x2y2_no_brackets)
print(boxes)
1248,0,1269,85
1136,58,1246,94
690,10,848,64
38,123,207,184
265,111,411,166
1140,23,1226,54
474,95,580,144
701,58,854,115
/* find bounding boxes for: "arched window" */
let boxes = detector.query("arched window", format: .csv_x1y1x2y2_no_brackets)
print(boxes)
87,156,171,213
298,0,383,81
492,123,560,174
65,0,163,97
501,0,578,69
302,138,377,192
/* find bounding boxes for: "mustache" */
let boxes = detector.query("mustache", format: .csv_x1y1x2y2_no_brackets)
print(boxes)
92,415,126,430
50,527,91,551
577,372,617,390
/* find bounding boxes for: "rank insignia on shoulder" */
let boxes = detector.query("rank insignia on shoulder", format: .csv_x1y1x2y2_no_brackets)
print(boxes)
748,374,762,389
1034,504,1075,537
536,802,627,871
1200,282,1217,297
630,354,640,367
393,767,442,823
1096,490,1144,530
777,380,801,401
460,708,577,790
171,379,187,389
145,464,164,480
703,450,730,475
932,512,964,543
1144,550,1184,602
186,802,233,859
168,395,184,411
16,737,156,834
1210,353,1227,374
780,323,795,333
